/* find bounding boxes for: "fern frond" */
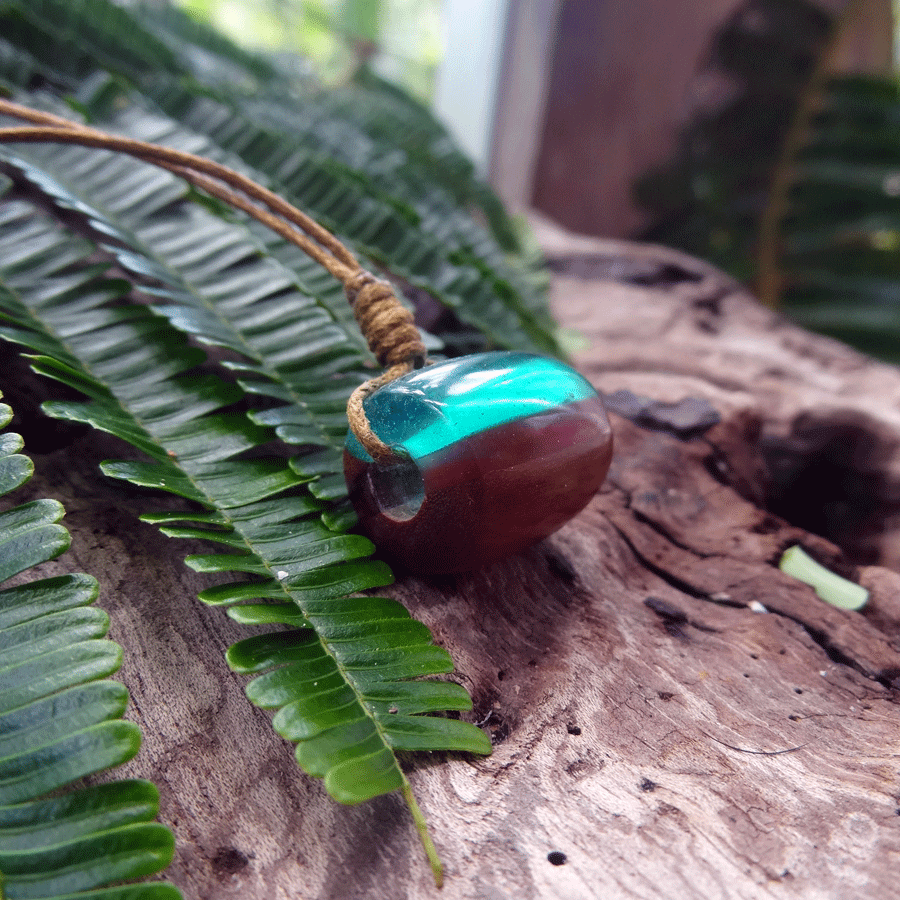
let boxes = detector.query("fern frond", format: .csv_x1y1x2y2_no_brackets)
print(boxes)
633,5,900,364
122,1,533,269
0,0,182,100
0,4,517,876
146,81,560,353
0,0,559,358
1,111,371,477
0,396,181,900
0,188,490,825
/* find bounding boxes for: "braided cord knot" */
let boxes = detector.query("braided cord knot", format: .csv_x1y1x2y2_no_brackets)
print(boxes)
345,272,427,461
346,272,426,369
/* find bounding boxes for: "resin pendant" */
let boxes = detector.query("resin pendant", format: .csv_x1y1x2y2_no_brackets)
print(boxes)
344,352,613,573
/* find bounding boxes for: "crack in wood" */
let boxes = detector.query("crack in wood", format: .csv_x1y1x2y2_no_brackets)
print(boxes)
626,503,717,560
763,607,900,696
609,521,715,602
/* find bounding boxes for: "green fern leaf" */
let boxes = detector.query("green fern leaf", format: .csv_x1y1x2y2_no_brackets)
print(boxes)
0,5,528,877
0,0,559,358
2,125,370,470
152,86,557,352
0,0,185,90
0,397,181,900
633,7,900,364
0,183,490,824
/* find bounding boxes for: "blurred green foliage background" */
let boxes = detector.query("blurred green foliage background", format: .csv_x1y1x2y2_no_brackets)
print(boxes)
175,0,444,99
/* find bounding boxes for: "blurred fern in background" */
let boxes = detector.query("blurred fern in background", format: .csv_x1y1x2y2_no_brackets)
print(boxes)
636,0,900,364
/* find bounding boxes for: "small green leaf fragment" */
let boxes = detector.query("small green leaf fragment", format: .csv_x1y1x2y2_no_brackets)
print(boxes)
0,779,160,842
0,682,129,762
197,581,285,607
324,747,405,804
101,461,206,504
155,525,244,547
183,553,268,575
0,574,99,629
283,559,393,599
196,459,312,507
139,510,227,526
0,432,23,455
272,685,362,739
779,545,869,610
290,450,344,478
226,603,309,626
0,719,142,805
362,680,474,715
0,523,71,583
226,629,321,673
1,820,175,895
307,471,349,501
0,641,123,716
321,500,358,532
247,665,348,708
0,498,65,533
294,719,385,778
0,453,34,496
383,716,493,754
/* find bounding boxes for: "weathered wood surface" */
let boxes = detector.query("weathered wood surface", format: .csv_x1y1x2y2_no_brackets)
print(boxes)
18,223,900,899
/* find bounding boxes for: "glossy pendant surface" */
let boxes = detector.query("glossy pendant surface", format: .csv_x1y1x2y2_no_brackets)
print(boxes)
344,352,613,573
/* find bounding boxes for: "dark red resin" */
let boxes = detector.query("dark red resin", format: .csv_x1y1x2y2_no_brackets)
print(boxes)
344,396,613,573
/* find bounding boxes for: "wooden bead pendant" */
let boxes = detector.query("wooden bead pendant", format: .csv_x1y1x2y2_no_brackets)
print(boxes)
344,352,613,573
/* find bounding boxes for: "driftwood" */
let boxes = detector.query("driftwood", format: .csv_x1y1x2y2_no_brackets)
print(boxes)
17,220,900,899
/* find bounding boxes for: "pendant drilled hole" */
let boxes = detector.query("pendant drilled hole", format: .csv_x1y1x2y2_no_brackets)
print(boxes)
368,457,425,522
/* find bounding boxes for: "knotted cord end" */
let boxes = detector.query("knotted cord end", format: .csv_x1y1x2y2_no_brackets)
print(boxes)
344,272,428,462
346,272,426,369
0,99,429,469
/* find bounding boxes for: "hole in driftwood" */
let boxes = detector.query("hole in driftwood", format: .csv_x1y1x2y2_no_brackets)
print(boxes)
211,846,249,875
761,412,899,565
472,700,511,745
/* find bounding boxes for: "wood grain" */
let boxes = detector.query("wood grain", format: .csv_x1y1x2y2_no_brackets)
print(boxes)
15,223,900,899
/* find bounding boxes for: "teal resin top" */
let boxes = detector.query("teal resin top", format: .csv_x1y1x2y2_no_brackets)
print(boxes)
345,352,599,463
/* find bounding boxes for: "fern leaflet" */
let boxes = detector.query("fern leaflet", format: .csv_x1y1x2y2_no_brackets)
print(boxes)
0,187,489,851
0,394,181,900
